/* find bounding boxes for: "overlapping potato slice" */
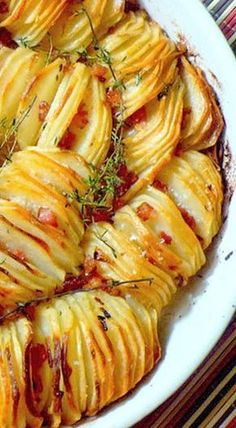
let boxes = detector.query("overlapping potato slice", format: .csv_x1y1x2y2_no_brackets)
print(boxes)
82,222,177,310
180,57,223,150
157,151,223,248
100,11,176,83
114,201,205,284
0,148,93,310
0,247,59,309
69,74,112,167
22,287,161,426
0,159,84,247
48,0,107,53
96,0,125,38
0,47,45,129
37,62,90,148
17,58,65,149
123,77,184,197
0,0,68,47
127,187,205,280
122,56,178,119
0,317,42,428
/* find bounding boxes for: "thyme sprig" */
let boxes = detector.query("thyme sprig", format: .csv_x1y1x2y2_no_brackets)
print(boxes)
0,277,154,324
67,8,127,221
0,96,37,169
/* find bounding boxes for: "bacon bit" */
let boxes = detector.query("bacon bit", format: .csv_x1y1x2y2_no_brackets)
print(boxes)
136,202,155,221
106,88,121,108
91,64,107,82
30,344,47,395
174,142,184,157
181,107,192,129
58,130,76,150
38,100,50,122
113,197,124,211
126,106,146,127
0,28,17,48
23,305,36,321
12,249,27,262
84,256,97,276
61,266,107,293
107,26,116,35
180,208,196,231
71,103,89,129
0,2,8,13
116,163,138,197
38,207,58,228
153,178,168,192
147,254,156,265
125,0,140,12
160,231,172,245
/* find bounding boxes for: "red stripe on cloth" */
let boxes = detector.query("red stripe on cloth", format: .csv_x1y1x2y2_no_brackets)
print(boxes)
226,415,236,428
220,8,236,38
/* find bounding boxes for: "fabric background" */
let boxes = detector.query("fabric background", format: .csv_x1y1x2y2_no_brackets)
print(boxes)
134,2,236,427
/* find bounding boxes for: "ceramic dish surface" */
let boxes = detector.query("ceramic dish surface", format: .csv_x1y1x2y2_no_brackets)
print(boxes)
76,1,236,427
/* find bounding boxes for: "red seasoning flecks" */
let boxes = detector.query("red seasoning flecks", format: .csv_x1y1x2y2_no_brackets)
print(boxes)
71,103,89,129
126,106,146,126
91,64,107,82
38,101,50,122
136,202,155,221
38,207,58,228
180,208,196,230
58,130,76,150
160,231,172,245
106,89,121,108
153,178,168,192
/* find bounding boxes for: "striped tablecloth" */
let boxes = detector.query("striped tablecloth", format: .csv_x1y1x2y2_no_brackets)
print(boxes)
135,2,236,427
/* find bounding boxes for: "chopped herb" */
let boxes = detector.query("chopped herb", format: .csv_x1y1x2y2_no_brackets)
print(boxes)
94,229,117,259
135,73,142,86
17,36,31,48
0,96,37,170
97,315,108,331
101,308,111,319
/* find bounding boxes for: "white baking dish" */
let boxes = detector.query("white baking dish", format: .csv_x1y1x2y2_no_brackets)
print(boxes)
75,1,236,427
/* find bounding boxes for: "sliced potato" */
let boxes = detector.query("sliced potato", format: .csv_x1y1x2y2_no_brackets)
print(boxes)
157,151,223,248
0,47,45,127
97,0,125,38
38,62,90,148
101,11,176,83
123,76,184,198
82,222,177,310
180,57,223,150
48,0,107,52
128,187,206,280
69,75,112,167
0,0,68,46
17,58,65,149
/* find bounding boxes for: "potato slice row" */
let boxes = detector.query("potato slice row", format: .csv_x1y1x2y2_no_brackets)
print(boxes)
180,57,223,150
0,287,161,427
0,0,68,47
47,0,125,53
123,76,185,198
0,148,92,310
157,150,223,248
